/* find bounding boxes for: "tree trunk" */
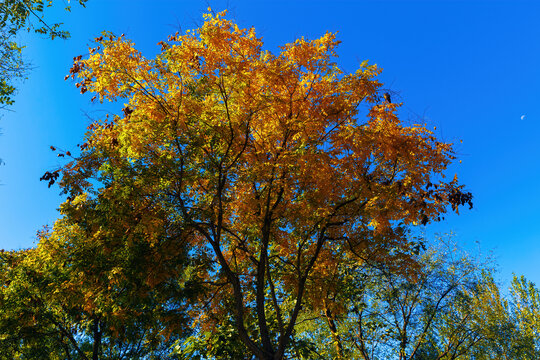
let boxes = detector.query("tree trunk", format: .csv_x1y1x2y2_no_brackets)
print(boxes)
92,318,101,360
324,300,345,359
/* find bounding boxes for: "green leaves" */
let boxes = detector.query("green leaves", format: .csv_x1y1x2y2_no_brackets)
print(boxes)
1,0,88,40
0,0,88,107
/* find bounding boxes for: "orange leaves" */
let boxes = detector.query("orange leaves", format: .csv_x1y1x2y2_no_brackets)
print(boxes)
279,32,340,74
103,18,416,215
56,12,474,356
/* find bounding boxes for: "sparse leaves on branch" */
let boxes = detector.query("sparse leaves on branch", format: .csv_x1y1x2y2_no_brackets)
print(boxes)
0,0,88,107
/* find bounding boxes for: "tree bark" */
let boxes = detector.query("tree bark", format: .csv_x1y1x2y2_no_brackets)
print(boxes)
92,318,101,360
324,299,345,359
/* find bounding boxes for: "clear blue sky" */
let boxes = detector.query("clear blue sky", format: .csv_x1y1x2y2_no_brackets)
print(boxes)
1,0,539,286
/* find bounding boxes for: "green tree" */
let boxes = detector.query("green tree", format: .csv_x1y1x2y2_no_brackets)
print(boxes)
0,0,88,107
287,238,488,360
0,187,198,359
511,274,540,352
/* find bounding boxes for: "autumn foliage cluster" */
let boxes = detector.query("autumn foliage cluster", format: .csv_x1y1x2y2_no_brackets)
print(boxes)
6,10,539,360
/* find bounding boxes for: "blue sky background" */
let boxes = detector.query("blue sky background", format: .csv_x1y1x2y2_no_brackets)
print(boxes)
1,0,539,286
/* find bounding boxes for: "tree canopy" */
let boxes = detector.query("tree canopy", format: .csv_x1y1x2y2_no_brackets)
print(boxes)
7,9,527,360
54,10,472,360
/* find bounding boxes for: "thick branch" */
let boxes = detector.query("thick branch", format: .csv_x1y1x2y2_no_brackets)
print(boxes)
323,299,345,359
92,317,101,360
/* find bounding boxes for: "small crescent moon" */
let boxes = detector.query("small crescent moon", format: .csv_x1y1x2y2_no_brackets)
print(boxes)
521,115,526,120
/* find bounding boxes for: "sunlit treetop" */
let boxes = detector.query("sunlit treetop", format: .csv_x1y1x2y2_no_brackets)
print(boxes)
55,10,472,360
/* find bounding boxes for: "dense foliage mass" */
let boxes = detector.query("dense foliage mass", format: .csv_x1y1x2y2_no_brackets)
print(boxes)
4,10,535,360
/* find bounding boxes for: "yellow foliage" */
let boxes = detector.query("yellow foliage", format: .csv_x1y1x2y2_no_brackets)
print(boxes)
60,11,472,355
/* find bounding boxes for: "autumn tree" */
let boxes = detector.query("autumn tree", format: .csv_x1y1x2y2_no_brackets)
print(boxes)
1,172,201,359
56,10,472,360
0,195,196,359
